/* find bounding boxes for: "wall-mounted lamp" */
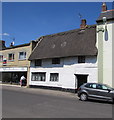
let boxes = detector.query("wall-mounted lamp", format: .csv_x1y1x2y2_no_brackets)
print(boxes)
103,17,107,31
103,17,107,23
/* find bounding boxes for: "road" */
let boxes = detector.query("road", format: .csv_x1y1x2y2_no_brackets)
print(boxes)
1,85,113,118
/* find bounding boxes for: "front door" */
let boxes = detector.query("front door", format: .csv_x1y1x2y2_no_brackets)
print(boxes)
76,74,88,89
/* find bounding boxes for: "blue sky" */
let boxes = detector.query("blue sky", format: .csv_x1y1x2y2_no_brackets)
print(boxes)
2,2,113,47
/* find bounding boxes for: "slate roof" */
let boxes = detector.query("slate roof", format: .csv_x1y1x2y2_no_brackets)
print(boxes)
29,25,97,60
96,10,114,22
4,43,30,50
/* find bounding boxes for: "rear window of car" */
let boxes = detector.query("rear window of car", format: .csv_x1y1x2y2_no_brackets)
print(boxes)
85,83,91,88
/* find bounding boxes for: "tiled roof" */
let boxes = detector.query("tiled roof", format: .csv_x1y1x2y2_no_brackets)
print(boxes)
96,10,114,22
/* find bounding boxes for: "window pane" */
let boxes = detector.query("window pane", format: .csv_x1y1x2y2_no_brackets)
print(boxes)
92,84,97,89
52,58,60,64
31,72,46,81
78,56,85,63
19,52,26,60
102,85,108,90
35,59,42,66
8,53,14,61
50,73,59,82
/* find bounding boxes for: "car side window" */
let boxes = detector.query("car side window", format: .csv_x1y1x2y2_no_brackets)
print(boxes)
97,84,102,89
102,85,108,90
85,83,97,89
85,83,90,88
97,84,108,90
92,84,97,89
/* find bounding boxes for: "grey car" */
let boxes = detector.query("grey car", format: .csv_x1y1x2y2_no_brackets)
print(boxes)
77,83,114,103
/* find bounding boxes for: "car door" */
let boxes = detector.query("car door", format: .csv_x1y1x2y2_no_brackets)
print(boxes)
85,83,98,98
96,84,112,100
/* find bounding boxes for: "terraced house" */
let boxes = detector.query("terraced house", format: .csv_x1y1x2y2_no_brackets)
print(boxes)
1,3,113,91
28,3,114,92
0,40,37,85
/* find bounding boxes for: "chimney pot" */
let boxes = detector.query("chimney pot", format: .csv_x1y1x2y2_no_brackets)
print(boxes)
102,2,107,12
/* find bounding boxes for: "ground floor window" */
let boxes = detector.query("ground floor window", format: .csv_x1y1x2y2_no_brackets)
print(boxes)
50,73,59,82
31,72,46,81
2,72,27,84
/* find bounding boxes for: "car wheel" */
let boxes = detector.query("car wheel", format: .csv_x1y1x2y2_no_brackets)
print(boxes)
80,93,88,101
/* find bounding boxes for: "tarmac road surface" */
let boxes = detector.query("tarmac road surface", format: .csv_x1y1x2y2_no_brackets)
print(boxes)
1,85,113,118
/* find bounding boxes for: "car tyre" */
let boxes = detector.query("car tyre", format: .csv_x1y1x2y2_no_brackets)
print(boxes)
80,93,88,101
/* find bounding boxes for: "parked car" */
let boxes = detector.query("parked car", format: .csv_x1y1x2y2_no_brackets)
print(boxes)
77,83,114,103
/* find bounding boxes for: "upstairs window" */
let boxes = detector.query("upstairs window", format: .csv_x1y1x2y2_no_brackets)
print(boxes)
78,56,85,63
35,59,42,66
52,58,60,64
0,55,3,62
8,53,14,61
19,52,26,60
50,73,59,82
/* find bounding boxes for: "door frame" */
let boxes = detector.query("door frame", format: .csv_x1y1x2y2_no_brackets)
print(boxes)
74,74,88,89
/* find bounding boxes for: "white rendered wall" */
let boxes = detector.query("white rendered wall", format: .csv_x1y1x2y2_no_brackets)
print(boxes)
97,21,113,87
29,56,97,89
103,22,112,87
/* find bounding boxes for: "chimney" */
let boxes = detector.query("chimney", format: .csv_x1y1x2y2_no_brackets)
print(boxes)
80,19,87,29
0,40,6,49
102,2,107,12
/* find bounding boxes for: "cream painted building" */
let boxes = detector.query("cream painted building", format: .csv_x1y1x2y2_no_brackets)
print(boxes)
96,3,114,87
0,40,37,85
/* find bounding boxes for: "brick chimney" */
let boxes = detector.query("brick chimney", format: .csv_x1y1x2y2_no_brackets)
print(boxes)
80,19,87,29
102,2,107,12
0,40,6,50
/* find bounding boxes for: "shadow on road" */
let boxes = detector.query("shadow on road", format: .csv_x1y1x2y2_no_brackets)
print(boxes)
79,99,113,105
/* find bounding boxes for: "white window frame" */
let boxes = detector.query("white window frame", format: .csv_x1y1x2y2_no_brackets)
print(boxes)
18,51,26,60
31,72,46,81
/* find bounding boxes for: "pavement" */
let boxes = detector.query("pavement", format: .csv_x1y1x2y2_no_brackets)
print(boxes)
0,83,78,99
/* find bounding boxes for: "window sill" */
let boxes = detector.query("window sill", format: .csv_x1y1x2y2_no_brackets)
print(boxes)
18,59,26,61
8,60,14,62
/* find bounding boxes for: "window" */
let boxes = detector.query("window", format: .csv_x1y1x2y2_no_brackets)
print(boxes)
78,56,85,63
35,59,42,66
97,84,108,90
8,53,14,61
31,72,46,81
85,83,97,89
0,55,3,62
52,58,60,64
19,52,26,60
50,73,59,82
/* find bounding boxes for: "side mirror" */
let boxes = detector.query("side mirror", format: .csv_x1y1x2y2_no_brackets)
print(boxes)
107,88,111,92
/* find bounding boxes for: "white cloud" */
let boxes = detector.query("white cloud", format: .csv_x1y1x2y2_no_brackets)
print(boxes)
0,33,10,36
